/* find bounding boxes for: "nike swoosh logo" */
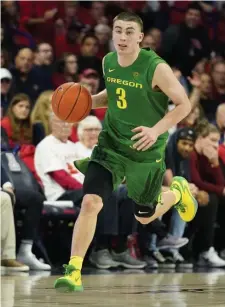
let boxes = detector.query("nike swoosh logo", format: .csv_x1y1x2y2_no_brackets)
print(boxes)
109,69,115,72
156,158,162,163
138,211,149,214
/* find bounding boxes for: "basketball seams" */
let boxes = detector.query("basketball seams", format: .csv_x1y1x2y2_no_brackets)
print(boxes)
65,84,82,121
51,86,62,115
76,89,92,121
57,83,75,117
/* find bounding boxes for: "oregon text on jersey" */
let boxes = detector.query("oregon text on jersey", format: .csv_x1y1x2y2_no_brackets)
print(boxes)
106,77,143,89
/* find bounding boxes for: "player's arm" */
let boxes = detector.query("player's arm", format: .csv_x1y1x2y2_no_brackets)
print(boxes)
91,89,108,109
152,63,191,135
132,63,192,151
91,56,108,109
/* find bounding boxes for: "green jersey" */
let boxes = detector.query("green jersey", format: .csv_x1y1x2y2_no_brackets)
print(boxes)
98,48,169,161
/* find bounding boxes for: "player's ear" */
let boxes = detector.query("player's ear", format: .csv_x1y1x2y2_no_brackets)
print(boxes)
138,33,144,44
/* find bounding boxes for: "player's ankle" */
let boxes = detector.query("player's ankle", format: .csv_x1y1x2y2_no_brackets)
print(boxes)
69,256,83,270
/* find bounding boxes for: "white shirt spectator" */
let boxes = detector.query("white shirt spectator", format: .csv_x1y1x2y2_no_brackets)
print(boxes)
72,141,93,159
35,135,84,201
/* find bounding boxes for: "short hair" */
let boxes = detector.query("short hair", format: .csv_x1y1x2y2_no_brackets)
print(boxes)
81,34,98,46
195,119,219,138
77,115,102,140
187,2,203,13
212,60,225,71
113,12,143,32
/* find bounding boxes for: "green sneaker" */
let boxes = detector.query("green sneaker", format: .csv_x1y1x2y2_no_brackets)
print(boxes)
54,264,83,292
170,176,198,222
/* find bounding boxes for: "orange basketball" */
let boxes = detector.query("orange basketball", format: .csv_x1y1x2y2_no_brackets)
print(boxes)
51,82,92,123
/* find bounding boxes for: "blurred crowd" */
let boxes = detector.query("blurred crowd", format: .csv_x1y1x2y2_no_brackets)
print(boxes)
1,1,225,273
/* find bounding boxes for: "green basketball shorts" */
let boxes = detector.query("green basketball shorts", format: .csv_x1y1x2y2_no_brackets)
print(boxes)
87,144,166,207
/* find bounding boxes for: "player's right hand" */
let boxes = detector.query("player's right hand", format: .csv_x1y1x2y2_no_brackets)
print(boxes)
131,126,159,151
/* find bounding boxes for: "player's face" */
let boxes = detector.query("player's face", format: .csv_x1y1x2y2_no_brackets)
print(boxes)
112,20,143,55
177,139,194,159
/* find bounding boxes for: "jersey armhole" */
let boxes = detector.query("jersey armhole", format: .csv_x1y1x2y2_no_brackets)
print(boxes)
147,58,167,91
102,56,106,76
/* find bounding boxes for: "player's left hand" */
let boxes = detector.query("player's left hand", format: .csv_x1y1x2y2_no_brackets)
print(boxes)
131,126,159,151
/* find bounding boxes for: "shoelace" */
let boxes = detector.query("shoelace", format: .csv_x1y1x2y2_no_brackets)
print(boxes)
63,264,78,276
174,202,186,213
170,183,186,213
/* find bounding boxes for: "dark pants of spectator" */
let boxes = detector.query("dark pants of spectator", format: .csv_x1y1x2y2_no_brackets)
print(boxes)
95,185,135,237
138,218,168,255
186,193,218,256
15,189,45,241
216,197,225,250
58,186,135,237
58,189,83,208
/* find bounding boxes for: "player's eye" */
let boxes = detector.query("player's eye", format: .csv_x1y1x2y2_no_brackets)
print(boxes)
126,31,133,35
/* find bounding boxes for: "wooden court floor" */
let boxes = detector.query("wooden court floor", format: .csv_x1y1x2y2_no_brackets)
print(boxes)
1,270,225,307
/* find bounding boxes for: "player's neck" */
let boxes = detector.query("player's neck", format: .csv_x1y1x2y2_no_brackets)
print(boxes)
117,48,141,67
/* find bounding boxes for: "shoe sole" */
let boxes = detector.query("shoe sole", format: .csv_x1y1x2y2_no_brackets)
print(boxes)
157,239,189,250
4,267,30,272
197,262,225,268
54,278,84,293
89,257,119,269
172,176,198,222
114,261,147,269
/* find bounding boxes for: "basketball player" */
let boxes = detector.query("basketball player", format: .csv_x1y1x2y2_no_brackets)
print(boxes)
54,12,198,292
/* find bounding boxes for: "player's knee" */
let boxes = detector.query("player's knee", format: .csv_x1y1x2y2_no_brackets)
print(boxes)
81,194,103,215
134,215,151,225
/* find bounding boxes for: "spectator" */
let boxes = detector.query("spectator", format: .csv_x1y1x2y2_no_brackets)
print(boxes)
10,48,44,102
162,2,210,76
33,42,54,91
147,28,162,54
219,134,225,170
18,1,64,46
188,73,218,121
79,69,100,96
1,2,19,55
80,2,106,27
78,34,102,76
179,105,203,129
54,22,83,59
1,68,13,116
31,90,54,136
52,53,78,89
79,69,106,122
72,115,102,157
141,34,157,51
213,103,225,144
1,164,50,270
1,187,29,272
1,1,36,51
189,121,225,267
34,113,83,204
211,60,225,104
164,127,206,267
94,24,111,59
1,48,11,69
1,93,45,149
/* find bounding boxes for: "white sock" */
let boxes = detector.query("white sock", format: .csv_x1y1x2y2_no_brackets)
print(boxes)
18,240,33,255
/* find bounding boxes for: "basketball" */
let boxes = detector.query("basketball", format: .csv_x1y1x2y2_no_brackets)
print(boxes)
51,82,92,123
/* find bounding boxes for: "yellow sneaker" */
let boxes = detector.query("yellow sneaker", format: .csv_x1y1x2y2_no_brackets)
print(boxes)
170,176,198,222
54,264,83,292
